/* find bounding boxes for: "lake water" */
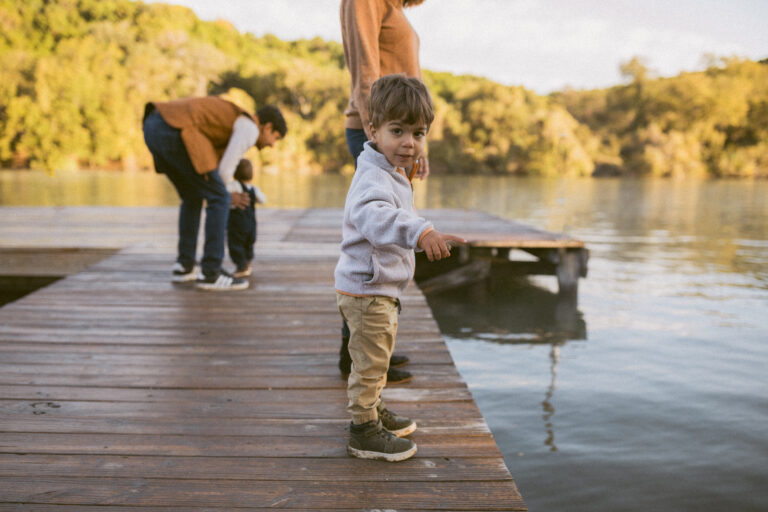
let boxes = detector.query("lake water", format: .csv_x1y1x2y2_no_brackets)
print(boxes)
2,170,767,511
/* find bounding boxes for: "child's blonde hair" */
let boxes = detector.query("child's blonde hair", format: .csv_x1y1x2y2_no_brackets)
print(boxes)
368,74,434,129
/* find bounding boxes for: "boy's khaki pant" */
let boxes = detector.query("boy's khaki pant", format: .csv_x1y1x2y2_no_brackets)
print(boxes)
336,293,399,424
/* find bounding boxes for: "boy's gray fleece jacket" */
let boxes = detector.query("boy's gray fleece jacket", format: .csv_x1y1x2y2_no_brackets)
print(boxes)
335,142,433,298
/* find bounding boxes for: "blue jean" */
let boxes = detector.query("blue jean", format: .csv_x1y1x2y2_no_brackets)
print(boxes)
341,129,370,340
142,110,230,276
346,128,367,166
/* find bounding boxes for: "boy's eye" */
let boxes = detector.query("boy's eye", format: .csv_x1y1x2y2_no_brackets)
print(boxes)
391,128,402,135
414,131,425,138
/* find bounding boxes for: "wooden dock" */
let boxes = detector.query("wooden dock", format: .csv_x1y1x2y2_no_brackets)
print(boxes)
0,206,586,510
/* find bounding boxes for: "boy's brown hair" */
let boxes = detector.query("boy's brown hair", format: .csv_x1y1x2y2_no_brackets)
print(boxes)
234,159,253,182
368,74,434,130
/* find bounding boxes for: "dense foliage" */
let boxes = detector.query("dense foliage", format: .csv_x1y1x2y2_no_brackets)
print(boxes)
554,57,768,178
1,0,765,177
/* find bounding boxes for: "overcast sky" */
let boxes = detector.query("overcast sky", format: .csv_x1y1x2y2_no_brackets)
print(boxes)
147,0,768,94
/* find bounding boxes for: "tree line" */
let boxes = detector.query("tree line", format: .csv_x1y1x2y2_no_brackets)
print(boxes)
1,0,766,177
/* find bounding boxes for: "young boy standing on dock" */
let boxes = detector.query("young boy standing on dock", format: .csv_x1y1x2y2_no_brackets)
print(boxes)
335,74,465,461
227,159,265,278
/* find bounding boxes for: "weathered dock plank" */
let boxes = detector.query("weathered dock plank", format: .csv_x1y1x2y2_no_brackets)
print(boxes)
0,206,527,510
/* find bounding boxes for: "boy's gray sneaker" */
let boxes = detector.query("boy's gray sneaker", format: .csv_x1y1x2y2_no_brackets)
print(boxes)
347,419,417,462
378,404,417,437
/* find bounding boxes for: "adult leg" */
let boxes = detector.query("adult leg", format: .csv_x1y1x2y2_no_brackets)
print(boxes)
198,170,230,277
144,110,240,289
143,111,202,270
194,174,248,289
345,128,367,163
162,165,203,270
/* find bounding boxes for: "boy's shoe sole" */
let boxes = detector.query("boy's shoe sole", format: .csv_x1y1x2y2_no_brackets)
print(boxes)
387,421,417,438
347,443,417,462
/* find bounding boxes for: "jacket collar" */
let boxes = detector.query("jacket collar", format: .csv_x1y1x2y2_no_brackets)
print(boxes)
359,141,412,181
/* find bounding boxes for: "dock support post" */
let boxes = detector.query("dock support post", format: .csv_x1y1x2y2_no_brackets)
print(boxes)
555,248,588,296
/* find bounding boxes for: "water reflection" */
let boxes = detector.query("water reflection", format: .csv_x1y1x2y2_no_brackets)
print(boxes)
423,276,586,451
542,344,559,451
424,276,586,345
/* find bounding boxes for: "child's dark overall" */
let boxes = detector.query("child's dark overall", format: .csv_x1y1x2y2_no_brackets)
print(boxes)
227,181,257,271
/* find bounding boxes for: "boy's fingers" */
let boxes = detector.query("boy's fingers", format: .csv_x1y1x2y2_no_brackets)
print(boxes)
432,241,443,261
439,241,451,259
423,243,433,261
446,234,467,245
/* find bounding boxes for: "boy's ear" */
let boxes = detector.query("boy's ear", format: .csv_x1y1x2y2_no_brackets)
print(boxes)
368,122,377,142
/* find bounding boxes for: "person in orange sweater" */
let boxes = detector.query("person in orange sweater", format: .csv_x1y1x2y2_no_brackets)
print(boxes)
338,0,429,383
142,97,285,290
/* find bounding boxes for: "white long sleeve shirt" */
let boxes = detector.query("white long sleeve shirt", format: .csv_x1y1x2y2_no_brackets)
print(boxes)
219,116,260,193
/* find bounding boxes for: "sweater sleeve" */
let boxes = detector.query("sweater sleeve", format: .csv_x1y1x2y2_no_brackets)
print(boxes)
218,116,260,184
342,0,385,137
348,175,432,250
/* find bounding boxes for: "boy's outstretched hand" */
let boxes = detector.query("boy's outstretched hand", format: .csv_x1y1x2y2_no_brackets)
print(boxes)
418,230,467,261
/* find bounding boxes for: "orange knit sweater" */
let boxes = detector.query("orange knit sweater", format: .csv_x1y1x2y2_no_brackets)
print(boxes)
340,0,421,136
151,97,255,175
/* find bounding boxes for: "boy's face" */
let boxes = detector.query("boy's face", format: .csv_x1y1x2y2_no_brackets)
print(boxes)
256,122,282,149
369,119,427,170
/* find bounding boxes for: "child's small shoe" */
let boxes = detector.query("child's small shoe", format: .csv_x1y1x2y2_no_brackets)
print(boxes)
233,264,252,278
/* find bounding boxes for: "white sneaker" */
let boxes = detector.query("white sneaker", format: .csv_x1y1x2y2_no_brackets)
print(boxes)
171,262,198,282
195,271,248,291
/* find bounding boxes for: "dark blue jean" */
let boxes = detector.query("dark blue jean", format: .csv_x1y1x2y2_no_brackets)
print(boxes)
345,128,368,167
143,110,230,276
341,129,370,340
